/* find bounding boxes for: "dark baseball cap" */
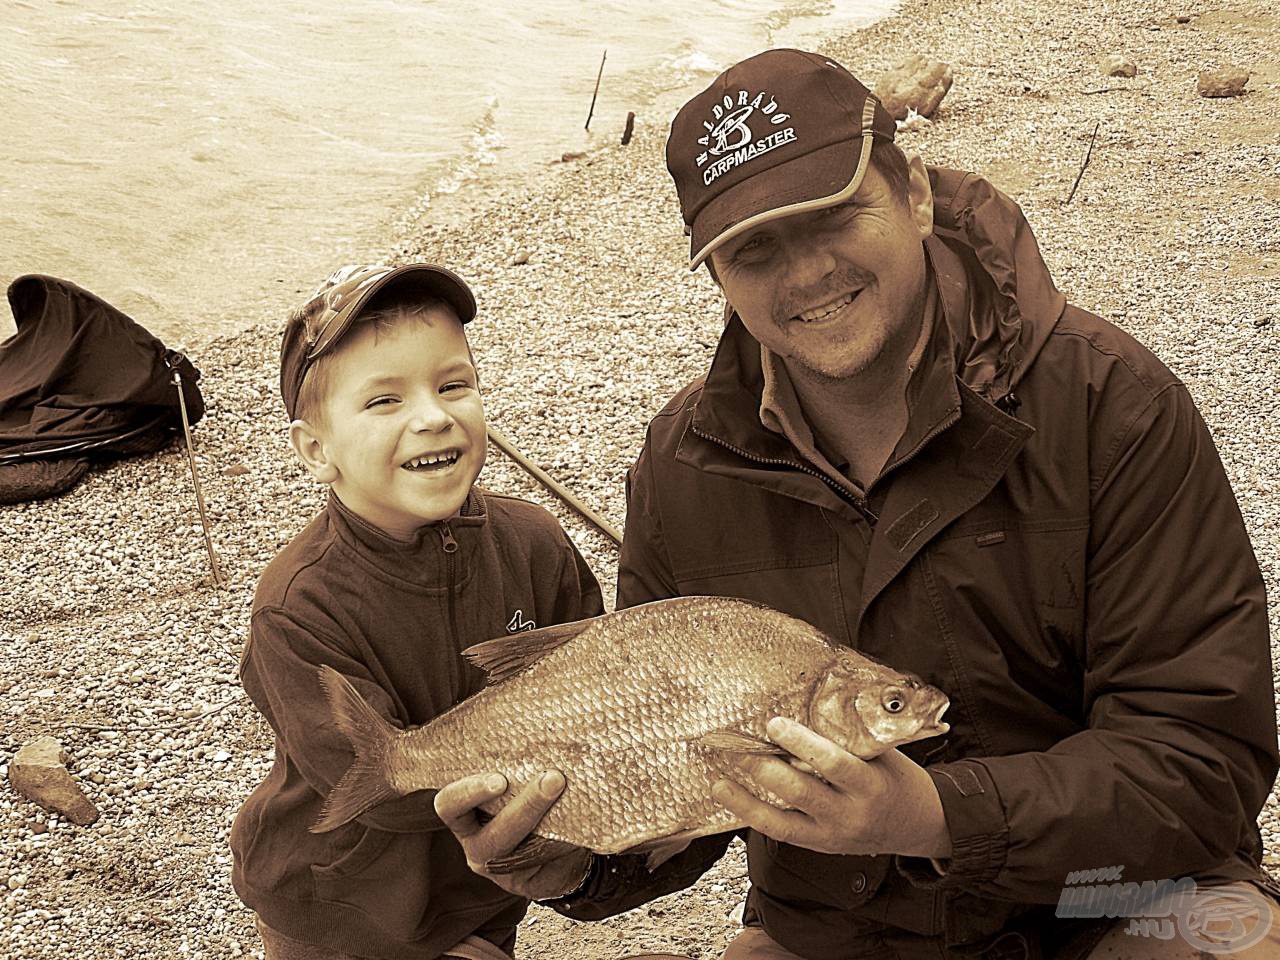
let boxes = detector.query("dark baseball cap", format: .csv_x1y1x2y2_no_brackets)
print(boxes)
666,49,897,270
279,262,476,420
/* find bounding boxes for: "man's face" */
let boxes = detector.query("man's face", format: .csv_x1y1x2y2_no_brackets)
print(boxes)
300,306,486,536
708,154,934,382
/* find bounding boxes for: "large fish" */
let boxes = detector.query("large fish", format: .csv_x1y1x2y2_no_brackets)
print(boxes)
311,596,949,870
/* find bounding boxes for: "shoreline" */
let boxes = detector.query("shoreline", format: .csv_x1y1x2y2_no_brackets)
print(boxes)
2,0,1278,956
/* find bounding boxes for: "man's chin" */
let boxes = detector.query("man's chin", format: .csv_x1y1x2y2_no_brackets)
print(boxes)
791,346,883,383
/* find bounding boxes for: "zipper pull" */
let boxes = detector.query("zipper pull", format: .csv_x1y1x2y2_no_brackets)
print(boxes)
438,522,458,553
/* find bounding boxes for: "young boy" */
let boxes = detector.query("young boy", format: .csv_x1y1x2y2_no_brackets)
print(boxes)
230,263,604,960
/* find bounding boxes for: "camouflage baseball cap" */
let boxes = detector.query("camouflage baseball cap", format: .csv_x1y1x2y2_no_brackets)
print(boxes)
665,49,897,270
279,262,476,420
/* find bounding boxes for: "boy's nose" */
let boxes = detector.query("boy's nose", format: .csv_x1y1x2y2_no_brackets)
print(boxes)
409,399,453,432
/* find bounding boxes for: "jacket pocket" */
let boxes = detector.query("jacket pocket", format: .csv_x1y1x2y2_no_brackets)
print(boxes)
312,822,395,883
312,827,514,943
751,832,890,909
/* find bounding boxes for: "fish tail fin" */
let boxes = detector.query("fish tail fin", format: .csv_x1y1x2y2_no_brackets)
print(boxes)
310,665,401,833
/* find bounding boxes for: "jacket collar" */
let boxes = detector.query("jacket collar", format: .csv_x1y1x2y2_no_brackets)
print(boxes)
325,488,488,588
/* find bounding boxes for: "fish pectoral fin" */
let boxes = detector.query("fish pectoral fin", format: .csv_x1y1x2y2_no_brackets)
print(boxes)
697,730,788,756
484,834,592,876
463,619,594,684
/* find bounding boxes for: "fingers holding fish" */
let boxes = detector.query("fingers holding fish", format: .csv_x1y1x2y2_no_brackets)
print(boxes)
711,774,822,848
432,772,509,839
713,744,953,859
434,770,592,899
438,770,566,868
764,716,871,794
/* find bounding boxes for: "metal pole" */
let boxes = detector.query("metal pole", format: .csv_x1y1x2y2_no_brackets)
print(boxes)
488,426,622,548
173,372,226,587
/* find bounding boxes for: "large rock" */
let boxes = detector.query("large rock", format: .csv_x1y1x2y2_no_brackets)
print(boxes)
1197,67,1250,98
1100,55,1138,78
875,56,954,120
8,737,100,825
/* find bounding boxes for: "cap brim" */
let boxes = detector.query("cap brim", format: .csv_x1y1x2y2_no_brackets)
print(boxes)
688,132,874,271
309,263,477,359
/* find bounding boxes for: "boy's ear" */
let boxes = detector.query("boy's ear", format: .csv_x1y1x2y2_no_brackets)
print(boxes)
289,419,339,484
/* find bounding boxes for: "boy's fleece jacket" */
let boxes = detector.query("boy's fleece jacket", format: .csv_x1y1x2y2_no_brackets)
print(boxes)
231,490,603,960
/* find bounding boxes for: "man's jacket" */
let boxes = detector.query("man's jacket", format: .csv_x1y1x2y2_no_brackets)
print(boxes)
552,168,1278,956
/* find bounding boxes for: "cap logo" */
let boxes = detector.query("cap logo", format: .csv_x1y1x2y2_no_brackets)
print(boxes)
695,89,795,187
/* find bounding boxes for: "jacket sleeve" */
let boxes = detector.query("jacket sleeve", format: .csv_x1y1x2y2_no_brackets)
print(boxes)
551,525,606,623
899,382,1278,899
615,440,680,609
240,607,446,833
546,437,737,917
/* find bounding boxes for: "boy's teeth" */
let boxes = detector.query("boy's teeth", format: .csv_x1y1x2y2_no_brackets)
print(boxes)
797,292,855,322
405,452,459,469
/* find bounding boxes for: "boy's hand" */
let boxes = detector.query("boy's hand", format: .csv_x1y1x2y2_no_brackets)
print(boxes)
434,770,592,901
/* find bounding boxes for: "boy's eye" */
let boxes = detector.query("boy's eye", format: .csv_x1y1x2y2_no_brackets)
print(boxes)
441,380,474,393
364,396,398,408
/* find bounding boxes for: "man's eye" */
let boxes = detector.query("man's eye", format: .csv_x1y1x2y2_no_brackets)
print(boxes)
732,235,772,262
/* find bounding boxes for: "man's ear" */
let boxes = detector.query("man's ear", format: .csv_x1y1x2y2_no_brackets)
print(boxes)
903,150,935,240
289,419,338,484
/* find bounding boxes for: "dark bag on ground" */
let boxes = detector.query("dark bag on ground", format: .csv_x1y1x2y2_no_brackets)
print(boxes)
0,274,204,505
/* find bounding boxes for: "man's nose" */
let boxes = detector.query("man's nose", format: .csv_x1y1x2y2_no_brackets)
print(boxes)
781,236,837,289
409,396,453,432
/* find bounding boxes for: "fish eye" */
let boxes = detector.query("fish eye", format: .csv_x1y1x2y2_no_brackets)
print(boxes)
882,690,906,713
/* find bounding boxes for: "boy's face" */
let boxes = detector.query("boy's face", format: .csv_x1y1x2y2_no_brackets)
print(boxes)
292,304,486,537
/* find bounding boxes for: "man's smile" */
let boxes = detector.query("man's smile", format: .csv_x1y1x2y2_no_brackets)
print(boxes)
790,288,864,326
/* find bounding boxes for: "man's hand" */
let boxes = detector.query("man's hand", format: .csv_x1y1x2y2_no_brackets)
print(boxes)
434,770,593,901
711,717,952,860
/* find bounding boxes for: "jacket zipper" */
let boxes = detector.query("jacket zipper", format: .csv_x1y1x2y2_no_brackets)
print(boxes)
438,521,460,687
871,406,961,494
690,424,879,525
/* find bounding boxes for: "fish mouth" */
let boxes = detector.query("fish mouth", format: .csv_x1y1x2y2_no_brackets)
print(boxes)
929,701,950,735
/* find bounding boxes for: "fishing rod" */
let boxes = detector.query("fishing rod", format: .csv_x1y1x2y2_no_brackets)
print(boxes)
488,426,622,549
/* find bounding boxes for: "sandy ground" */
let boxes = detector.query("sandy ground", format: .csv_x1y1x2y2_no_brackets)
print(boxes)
1,0,1278,957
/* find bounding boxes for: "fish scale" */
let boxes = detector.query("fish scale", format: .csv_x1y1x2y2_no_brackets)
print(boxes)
313,596,950,861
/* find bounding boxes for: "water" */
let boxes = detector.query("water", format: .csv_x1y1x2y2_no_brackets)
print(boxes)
0,0,894,345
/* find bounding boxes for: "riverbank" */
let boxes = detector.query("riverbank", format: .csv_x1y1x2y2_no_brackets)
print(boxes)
1,0,1277,956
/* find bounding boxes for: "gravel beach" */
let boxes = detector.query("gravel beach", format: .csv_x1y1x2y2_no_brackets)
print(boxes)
2,0,1278,957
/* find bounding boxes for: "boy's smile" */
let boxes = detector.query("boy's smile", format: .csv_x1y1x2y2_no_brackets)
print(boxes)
299,306,486,537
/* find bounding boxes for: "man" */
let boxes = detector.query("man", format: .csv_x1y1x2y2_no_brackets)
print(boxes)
436,50,1280,958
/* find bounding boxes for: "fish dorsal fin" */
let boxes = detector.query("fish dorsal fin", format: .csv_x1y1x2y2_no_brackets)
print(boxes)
463,617,594,685
697,730,789,756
